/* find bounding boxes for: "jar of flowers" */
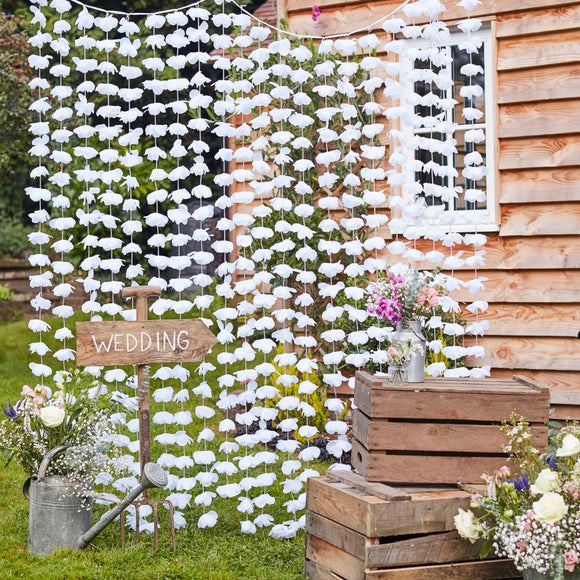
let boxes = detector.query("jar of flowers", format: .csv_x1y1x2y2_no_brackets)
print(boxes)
366,266,440,381
384,342,423,385
454,414,580,580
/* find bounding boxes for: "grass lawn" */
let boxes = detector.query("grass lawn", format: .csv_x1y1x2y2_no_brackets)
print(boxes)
0,316,323,580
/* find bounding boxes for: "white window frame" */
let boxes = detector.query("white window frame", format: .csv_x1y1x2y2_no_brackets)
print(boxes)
399,25,497,233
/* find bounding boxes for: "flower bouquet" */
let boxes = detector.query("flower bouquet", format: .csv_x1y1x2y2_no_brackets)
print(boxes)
454,414,580,579
384,342,423,384
366,266,440,327
0,370,121,497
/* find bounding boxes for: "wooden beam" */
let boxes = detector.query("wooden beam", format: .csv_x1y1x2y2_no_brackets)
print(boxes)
498,64,580,104
499,100,580,138
413,235,580,270
496,3,580,38
498,29,580,71
353,413,546,452
470,303,580,338
453,270,580,303
287,0,580,31
366,530,485,569
306,534,365,580
490,369,580,391
364,559,521,580
500,203,580,236
306,512,367,562
499,135,580,170
466,336,580,371
500,168,580,203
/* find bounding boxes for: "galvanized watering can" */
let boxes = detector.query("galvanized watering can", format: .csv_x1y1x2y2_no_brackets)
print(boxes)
393,320,427,383
23,445,167,556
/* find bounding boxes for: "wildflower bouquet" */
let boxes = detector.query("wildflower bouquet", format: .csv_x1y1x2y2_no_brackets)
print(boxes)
366,267,439,327
384,342,423,367
0,370,121,495
454,414,580,579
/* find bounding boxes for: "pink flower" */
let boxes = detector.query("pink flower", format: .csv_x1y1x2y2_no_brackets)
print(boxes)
388,347,398,356
517,541,527,551
34,396,44,405
32,408,39,416
22,385,34,396
564,550,579,573
312,5,322,21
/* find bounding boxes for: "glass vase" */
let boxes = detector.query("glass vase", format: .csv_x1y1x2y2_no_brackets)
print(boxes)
388,364,408,385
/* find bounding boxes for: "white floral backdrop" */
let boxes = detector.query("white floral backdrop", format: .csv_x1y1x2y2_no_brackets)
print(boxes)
26,0,488,536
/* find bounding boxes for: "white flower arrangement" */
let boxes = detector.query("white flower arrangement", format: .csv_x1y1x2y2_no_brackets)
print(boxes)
455,414,580,579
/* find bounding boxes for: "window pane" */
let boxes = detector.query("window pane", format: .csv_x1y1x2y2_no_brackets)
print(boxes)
415,133,448,207
413,57,444,119
454,129,487,210
452,44,485,124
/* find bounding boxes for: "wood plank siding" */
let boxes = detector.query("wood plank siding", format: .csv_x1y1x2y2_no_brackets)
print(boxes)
226,0,580,407
283,0,580,402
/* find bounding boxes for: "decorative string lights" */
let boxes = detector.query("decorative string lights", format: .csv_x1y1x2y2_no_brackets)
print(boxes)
26,0,488,536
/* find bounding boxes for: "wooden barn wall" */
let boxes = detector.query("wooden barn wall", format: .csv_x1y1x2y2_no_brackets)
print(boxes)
228,0,580,407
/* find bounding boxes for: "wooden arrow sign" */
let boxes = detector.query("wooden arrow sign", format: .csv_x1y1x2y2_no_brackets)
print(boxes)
76,319,217,367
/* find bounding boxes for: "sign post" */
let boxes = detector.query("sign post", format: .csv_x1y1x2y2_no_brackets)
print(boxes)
122,285,159,478
75,285,217,548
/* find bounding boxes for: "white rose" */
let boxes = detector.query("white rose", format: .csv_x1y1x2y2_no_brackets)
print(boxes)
454,508,480,543
530,468,560,495
39,405,66,428
557,434,580,457
533,492,568,524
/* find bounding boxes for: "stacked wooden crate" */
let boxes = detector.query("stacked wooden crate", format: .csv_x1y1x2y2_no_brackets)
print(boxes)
304,471,521,579
351,372,550,484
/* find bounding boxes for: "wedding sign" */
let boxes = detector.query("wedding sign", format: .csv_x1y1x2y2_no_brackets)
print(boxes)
76,320,217,366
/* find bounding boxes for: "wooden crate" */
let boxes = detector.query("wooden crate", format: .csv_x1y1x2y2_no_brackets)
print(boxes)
304,471,521,580
351,373,550,484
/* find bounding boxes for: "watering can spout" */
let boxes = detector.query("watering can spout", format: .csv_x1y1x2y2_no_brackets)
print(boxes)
76,462,168,550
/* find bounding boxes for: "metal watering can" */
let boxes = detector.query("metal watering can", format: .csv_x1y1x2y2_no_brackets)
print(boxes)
23,445,168,556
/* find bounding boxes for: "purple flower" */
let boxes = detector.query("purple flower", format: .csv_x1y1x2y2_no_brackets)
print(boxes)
312,5,322,21
513,473,529,491
2,400,21,418
545,455,557,470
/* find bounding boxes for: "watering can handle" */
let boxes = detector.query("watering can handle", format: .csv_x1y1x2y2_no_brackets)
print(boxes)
37,445,68,482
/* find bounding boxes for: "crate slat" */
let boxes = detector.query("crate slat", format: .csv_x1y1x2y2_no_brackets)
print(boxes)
306,511,367,561
367,530,484,569
306,534,365,580
364,559,521,579
304,558,521,580
306,477,473,538
351,439,512,485
353,412,548,453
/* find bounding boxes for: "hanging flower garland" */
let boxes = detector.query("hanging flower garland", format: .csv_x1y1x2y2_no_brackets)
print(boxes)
26,0,488,536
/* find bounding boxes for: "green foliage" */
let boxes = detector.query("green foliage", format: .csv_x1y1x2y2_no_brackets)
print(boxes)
0,11,35,219
267,344,348,443
0,213,34,258
0,283,13,301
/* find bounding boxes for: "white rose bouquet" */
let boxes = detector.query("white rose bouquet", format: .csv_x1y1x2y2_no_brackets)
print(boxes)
454,413,580,580
0,370,122,496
